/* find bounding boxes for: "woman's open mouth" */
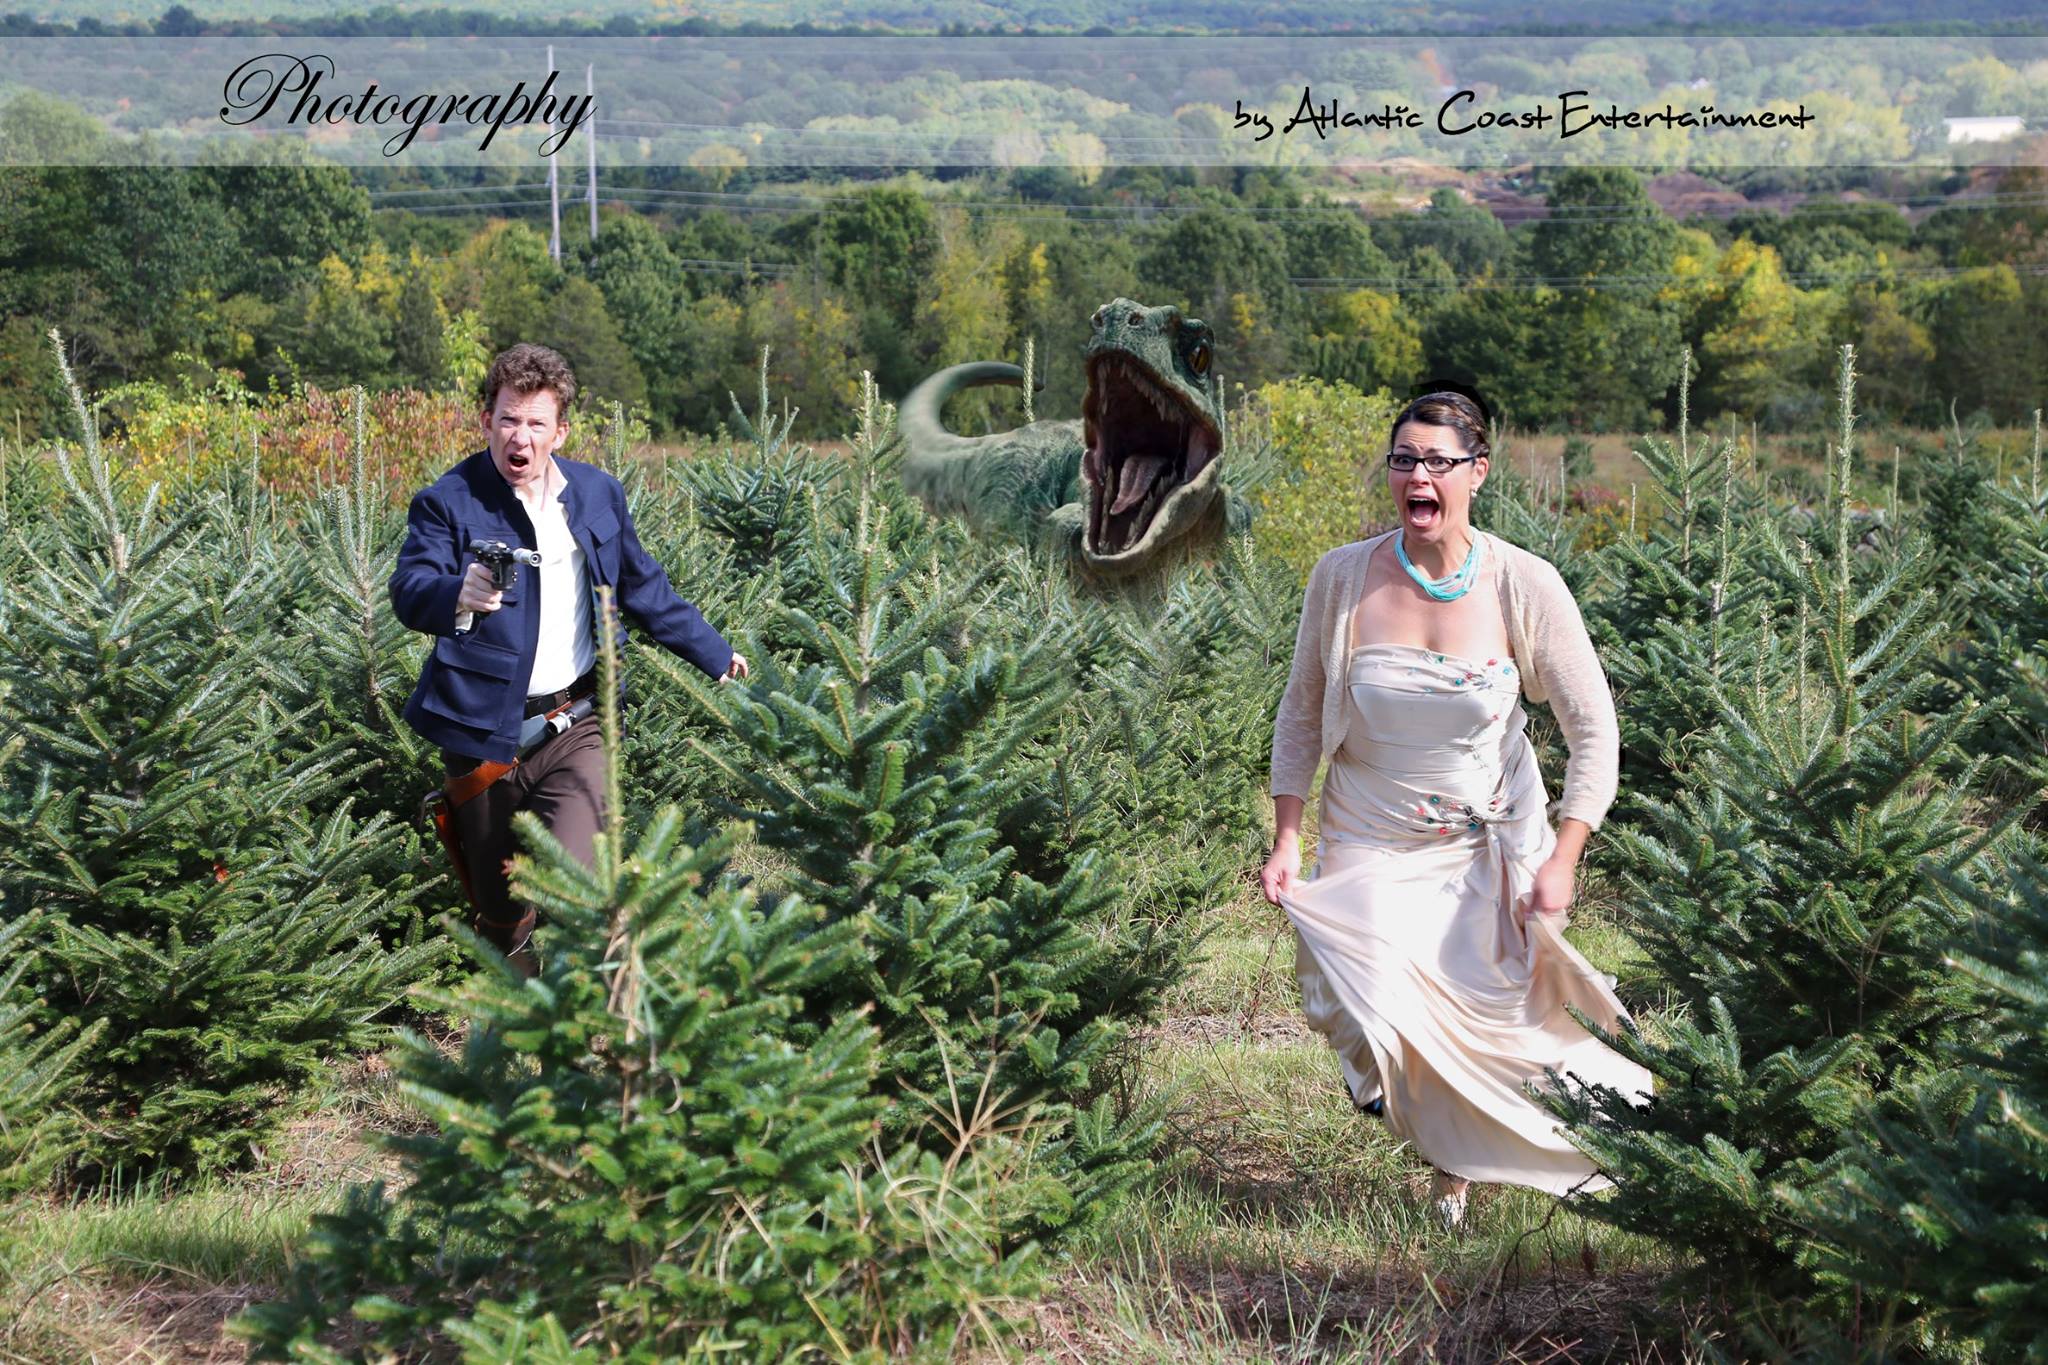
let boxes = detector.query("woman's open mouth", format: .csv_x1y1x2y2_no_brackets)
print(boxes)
1404,492,1442,530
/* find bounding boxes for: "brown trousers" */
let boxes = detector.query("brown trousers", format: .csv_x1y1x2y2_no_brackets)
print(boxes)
442,721,608,965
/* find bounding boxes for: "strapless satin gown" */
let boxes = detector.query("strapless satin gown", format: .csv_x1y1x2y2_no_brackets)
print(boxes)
1277,644,1651,1196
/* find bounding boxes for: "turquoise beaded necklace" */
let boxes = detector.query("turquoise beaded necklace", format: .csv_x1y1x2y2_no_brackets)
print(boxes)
1395,530,1484,601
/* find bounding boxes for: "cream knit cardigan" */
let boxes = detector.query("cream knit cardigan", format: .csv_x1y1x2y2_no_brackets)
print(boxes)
1269,528,1620,831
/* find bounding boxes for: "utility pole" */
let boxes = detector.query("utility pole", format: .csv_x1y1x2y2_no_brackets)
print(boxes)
546,43,561,263
586,63,598,242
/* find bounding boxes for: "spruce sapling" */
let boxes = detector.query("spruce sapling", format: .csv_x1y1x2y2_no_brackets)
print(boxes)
238,588,1033,1363
1544,347,2005,1351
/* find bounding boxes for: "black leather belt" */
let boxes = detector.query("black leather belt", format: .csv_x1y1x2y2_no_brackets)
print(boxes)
524,668,596,718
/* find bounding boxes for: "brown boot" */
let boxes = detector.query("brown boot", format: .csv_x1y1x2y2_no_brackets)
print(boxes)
475,906,540,980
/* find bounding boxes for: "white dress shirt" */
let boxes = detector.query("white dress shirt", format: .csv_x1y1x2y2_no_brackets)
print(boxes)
516,457,595,696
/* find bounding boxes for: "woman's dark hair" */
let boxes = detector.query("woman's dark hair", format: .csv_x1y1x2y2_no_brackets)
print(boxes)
1389,385,1491,462
482,342,578,419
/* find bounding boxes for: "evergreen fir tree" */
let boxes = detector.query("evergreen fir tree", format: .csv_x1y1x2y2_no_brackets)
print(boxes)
237,606,1032,1363
1544,347,2005,1351
1579,350,1777,811
604,368,881,828
0,912,102,1192
1937,412,2048,822
0,337,440,1180
1786,835,2048,1361
1470,428,1590,594
1029,534,1297,921
390,258,447,388
262,388,441,894
1917,405,2017,581
655,385,1187,1242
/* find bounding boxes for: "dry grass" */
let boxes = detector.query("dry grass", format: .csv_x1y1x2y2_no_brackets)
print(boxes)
3,870,1683,1362
984,1259,1708,1363
1040,877,1684,1363
0,1054,418,1365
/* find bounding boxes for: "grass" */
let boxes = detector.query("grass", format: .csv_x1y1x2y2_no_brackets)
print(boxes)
0,826,1684,1363
994,876,1693,1363
0,1054,415,1365
0,1178,323,1364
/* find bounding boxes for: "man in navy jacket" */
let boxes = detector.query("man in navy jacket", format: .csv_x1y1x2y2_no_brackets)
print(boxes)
390,343,745,970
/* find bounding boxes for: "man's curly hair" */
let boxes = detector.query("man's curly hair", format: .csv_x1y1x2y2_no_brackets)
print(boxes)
482,343,578,420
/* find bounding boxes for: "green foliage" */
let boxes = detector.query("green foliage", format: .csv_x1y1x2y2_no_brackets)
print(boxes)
1934,416,2048,820
207,156,374,303
269,254,397,390
1138,205,1299,388
1561,434,1596,488
783,185,941,398
0,912,103,1193
5,160,2045,448
1420,283,1566,429
259,388,441,894
4,167,2047,1349
1786,836,2048,1361
538,276,648,414
0,346,441,1182
579,211,695,430
1523,168,1687,430
1924,264,2048,427
463,221,560,357
389,258,447,389
1687,238,1826,426
1547,347,2002,1352
236,811,1032,1363
635,388,1186,1244
1583,351,1773,809
1240,375,1401,576
1304,288,1423,398
1369,187,1511,276
1001,531,1300,939
667,512,1182,1238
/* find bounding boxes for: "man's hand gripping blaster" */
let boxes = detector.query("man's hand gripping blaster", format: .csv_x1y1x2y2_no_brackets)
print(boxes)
455,539,543,636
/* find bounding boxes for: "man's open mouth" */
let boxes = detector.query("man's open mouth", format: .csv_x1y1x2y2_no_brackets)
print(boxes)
1079,353,1220,557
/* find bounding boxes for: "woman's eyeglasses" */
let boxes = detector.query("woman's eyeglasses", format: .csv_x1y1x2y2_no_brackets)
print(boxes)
1387,451,1479,474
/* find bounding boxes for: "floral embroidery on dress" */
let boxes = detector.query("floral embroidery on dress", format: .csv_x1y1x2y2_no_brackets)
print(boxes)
1344,647,1528,839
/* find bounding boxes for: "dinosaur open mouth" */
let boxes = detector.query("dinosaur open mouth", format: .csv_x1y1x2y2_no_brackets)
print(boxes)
1080,353,1221,558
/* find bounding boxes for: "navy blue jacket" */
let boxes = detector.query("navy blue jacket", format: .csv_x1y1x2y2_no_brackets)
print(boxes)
390,450,733,762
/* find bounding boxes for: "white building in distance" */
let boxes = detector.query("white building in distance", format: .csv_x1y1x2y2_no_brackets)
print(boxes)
1945,116,2026,144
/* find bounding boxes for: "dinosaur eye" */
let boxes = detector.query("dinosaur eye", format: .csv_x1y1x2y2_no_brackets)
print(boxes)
1091,307,1106,330
1187,338,1212,375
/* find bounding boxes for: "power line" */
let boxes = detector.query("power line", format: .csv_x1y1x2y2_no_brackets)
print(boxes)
370,176,2048,225
1290,260,2048,292
364,182,552,198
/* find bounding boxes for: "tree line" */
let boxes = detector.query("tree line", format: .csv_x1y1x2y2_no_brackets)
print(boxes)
3,89,2042,443
9,0,2048,36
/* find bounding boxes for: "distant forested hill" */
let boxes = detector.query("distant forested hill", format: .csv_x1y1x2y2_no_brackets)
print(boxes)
8,0,2045,34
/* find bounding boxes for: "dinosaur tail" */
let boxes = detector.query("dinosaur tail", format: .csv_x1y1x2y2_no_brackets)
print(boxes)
898,361,1027,467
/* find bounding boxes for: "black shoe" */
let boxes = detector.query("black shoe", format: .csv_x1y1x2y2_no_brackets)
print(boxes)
1357,1096,1385,1119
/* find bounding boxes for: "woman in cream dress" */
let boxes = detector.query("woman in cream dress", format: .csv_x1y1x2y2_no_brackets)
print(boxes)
1259,391,1650,1227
